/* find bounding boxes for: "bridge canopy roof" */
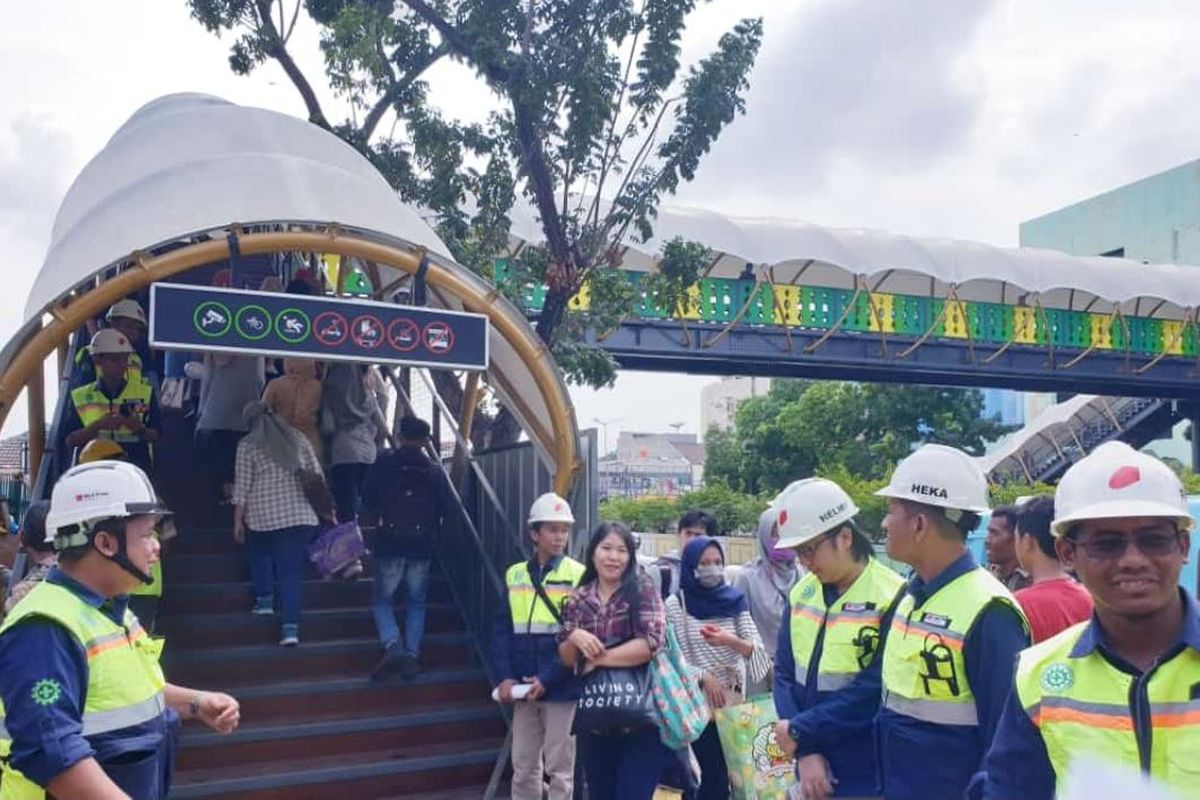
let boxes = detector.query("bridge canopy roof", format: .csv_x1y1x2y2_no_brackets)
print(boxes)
507,204,1200,319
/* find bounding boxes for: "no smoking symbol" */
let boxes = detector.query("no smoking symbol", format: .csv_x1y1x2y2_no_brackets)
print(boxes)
423,321,455,354
388,318,419,352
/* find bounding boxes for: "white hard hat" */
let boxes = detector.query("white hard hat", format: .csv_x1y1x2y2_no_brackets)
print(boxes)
1052,441,1192,537
875,443,989,516
528,492,575,525
106,299,147,326
89,328,133,356
46,461,171,546
775,477,860,549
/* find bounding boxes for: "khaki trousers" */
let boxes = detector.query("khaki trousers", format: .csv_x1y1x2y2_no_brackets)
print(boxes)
510,700,577,800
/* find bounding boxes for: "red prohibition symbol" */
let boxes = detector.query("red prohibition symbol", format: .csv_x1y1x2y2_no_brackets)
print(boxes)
313,311,349,346
387,318,420,352
423,321,455,354
350,314,384,349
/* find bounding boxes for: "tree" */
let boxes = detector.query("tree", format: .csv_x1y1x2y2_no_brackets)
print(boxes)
705,380,1015,493
187,0,763,443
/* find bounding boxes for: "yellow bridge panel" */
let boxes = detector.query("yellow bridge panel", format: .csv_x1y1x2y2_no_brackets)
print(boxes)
1161,320,1185,355
568,282,591,311
676,284,702,320
1089,313,1114,350
942,300,968,339
1012,307,1038,344
773,285,803,326
868,293,896,333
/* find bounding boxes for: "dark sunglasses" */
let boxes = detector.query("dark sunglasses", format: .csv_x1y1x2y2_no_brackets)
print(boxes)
1067,529,1182,560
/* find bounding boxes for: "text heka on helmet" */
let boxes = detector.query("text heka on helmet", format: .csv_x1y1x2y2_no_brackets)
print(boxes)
910,483,949,500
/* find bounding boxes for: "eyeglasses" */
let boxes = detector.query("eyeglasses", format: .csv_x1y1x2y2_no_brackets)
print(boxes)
1067,529,1181,560
795,533,834,561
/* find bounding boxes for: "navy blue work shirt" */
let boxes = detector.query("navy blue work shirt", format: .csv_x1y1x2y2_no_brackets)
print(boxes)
981,589,1200,800
0,568,178,790
780,552,1029,800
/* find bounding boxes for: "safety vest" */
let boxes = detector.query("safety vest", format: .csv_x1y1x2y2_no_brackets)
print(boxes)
1015,619,1200,796
789,557,905,691
0,581,167,799
76,347,144,386
881,566,1027,726
506,557,586,635
70,379,153,446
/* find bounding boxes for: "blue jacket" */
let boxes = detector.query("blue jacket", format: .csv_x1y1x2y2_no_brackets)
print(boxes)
489,555,579,702
775,582,900,796
784,552,1030,800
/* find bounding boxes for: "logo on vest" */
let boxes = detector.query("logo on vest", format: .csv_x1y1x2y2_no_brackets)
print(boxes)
843,602,872,613
910,483,949,499
802,583,816,600
31,678,63,706
1040,662,1074,693
920,612,951,629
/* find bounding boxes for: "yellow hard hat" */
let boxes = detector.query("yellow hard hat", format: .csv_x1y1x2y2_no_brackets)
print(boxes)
79,439,127,464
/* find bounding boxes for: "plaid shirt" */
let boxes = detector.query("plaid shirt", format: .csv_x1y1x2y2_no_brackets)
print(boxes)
233,438,320,532
559,572,665,654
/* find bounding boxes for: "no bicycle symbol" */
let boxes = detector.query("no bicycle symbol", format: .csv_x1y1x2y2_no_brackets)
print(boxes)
423,321,455,354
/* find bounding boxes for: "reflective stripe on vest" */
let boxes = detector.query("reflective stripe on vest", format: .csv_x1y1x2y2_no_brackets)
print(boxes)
0,581,167,783
506,557,585,635
1014,618,1200,795
70,379,153,445
881,566,1027,727
788,557,905,691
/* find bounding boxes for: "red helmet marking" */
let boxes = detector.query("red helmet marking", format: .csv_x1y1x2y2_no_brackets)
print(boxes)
1108,465,1141,490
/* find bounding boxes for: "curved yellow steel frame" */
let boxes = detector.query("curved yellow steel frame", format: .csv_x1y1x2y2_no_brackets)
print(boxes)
2,230,578,494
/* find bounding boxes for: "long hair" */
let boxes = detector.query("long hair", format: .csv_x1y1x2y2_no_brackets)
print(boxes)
579,521,643,636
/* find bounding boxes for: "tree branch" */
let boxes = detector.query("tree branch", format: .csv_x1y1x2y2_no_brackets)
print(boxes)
512,99,574,275
254,0,330,129
400,0,475,59
360,43,450,141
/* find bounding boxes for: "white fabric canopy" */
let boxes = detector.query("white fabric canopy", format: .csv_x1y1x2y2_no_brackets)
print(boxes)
976,394,1098,476
506,203,1200,318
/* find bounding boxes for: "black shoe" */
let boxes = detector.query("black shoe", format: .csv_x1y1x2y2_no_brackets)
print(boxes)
370,642,405,681
400,653,420,679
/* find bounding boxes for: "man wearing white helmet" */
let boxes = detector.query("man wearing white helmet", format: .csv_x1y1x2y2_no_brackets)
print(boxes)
72,299,149,388
982,442,1199,800
63,328,160,474
770,478,905,799
491,493,585,800
0,462,239,799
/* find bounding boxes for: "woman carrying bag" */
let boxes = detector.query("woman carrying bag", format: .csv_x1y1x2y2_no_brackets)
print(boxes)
666,536,770,800
558,522,669,800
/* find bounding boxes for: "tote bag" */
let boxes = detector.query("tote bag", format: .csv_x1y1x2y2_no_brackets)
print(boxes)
714,695,800,800
572,661,658,734
650,625,710,748
307,521,365,578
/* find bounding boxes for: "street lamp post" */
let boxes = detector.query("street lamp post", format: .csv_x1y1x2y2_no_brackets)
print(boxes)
593,417,621,458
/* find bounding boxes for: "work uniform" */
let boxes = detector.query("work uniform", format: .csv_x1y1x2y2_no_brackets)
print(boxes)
72,346,145,388
491,555,585,800
65,378,157,473
0,570,177,799
983,589,1200,799
775,557,904,796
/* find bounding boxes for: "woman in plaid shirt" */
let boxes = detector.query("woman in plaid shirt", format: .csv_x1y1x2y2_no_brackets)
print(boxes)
558,522,668,800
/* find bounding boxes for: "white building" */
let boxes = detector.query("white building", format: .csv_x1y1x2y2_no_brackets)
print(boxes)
700,377,771,436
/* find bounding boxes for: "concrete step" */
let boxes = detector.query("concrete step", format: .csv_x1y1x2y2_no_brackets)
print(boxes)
159,577,454,615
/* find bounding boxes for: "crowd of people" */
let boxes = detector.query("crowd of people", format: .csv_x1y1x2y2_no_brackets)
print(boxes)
496,440,1198,800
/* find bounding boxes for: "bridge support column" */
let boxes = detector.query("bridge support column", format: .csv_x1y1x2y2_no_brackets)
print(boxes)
1192,413,1200,473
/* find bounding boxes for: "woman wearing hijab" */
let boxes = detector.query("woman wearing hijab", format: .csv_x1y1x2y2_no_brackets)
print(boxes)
322,363,387,524
232,401,324,646
262,358,324,462
665,536,770,800
731,509,800,670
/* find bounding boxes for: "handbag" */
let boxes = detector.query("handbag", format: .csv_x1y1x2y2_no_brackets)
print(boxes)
307,521,366,578
714,696,799,800
572,658,658,735
650,625,711,749
296,469,335,522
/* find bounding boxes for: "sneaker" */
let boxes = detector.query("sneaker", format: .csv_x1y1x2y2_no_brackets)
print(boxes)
370,641,405,680
279,624,300,647
400,653,421,679
252,597,274,616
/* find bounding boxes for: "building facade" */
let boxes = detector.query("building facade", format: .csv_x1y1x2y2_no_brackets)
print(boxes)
598,431,706,501
700,377,771,435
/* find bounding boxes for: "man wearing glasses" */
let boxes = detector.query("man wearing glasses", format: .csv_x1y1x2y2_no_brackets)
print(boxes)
982,441,1199,799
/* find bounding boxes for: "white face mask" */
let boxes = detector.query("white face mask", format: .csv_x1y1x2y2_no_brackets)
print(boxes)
695,565,724,589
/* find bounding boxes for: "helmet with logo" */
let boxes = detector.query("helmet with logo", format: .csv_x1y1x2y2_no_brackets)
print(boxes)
88,328,133,356
874,443,989,518
105,299,147,327
78,439,127,464
45,461,171,548
528,492,575,525
774,478,861,549
1052,441,1192,537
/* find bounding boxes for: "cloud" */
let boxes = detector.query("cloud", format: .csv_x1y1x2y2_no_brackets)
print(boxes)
0,116,75,230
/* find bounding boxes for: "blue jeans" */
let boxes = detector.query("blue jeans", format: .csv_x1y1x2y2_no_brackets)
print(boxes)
371,557,431,657
247,525,313,625
580,727,668,800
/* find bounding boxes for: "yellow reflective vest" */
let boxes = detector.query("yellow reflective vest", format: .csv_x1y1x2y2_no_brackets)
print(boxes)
881,566,1028,726
70,379,153,447
0,580,167,799
506,556,586,635
1015,615,1200,796
789,557,905,691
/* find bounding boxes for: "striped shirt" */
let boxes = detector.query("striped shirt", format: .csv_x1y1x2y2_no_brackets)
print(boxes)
665,594,771,696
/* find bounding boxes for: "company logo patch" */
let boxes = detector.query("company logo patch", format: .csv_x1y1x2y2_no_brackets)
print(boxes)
920,612,951,629
1108,466,1141,490
910,483,949,499
842,602,875,613
31,678,63,706
73,491,109,502
779,509,789,527
802,583,816,600
1040,663,1074,693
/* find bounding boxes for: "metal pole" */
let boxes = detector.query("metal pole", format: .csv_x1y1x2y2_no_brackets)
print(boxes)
26,353,45,485
1192,413,1200,473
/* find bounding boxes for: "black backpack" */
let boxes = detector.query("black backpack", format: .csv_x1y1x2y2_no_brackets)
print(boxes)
378,457,440,541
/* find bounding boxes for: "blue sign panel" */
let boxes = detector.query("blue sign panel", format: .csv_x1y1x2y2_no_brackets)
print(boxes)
150,283,488,370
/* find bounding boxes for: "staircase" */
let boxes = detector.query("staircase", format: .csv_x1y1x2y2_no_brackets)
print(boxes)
159,526,506,798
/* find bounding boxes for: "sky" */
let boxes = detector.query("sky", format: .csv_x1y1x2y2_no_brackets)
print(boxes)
5,1,1200,440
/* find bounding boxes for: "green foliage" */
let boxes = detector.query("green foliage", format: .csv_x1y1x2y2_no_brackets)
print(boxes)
598,483,767,537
